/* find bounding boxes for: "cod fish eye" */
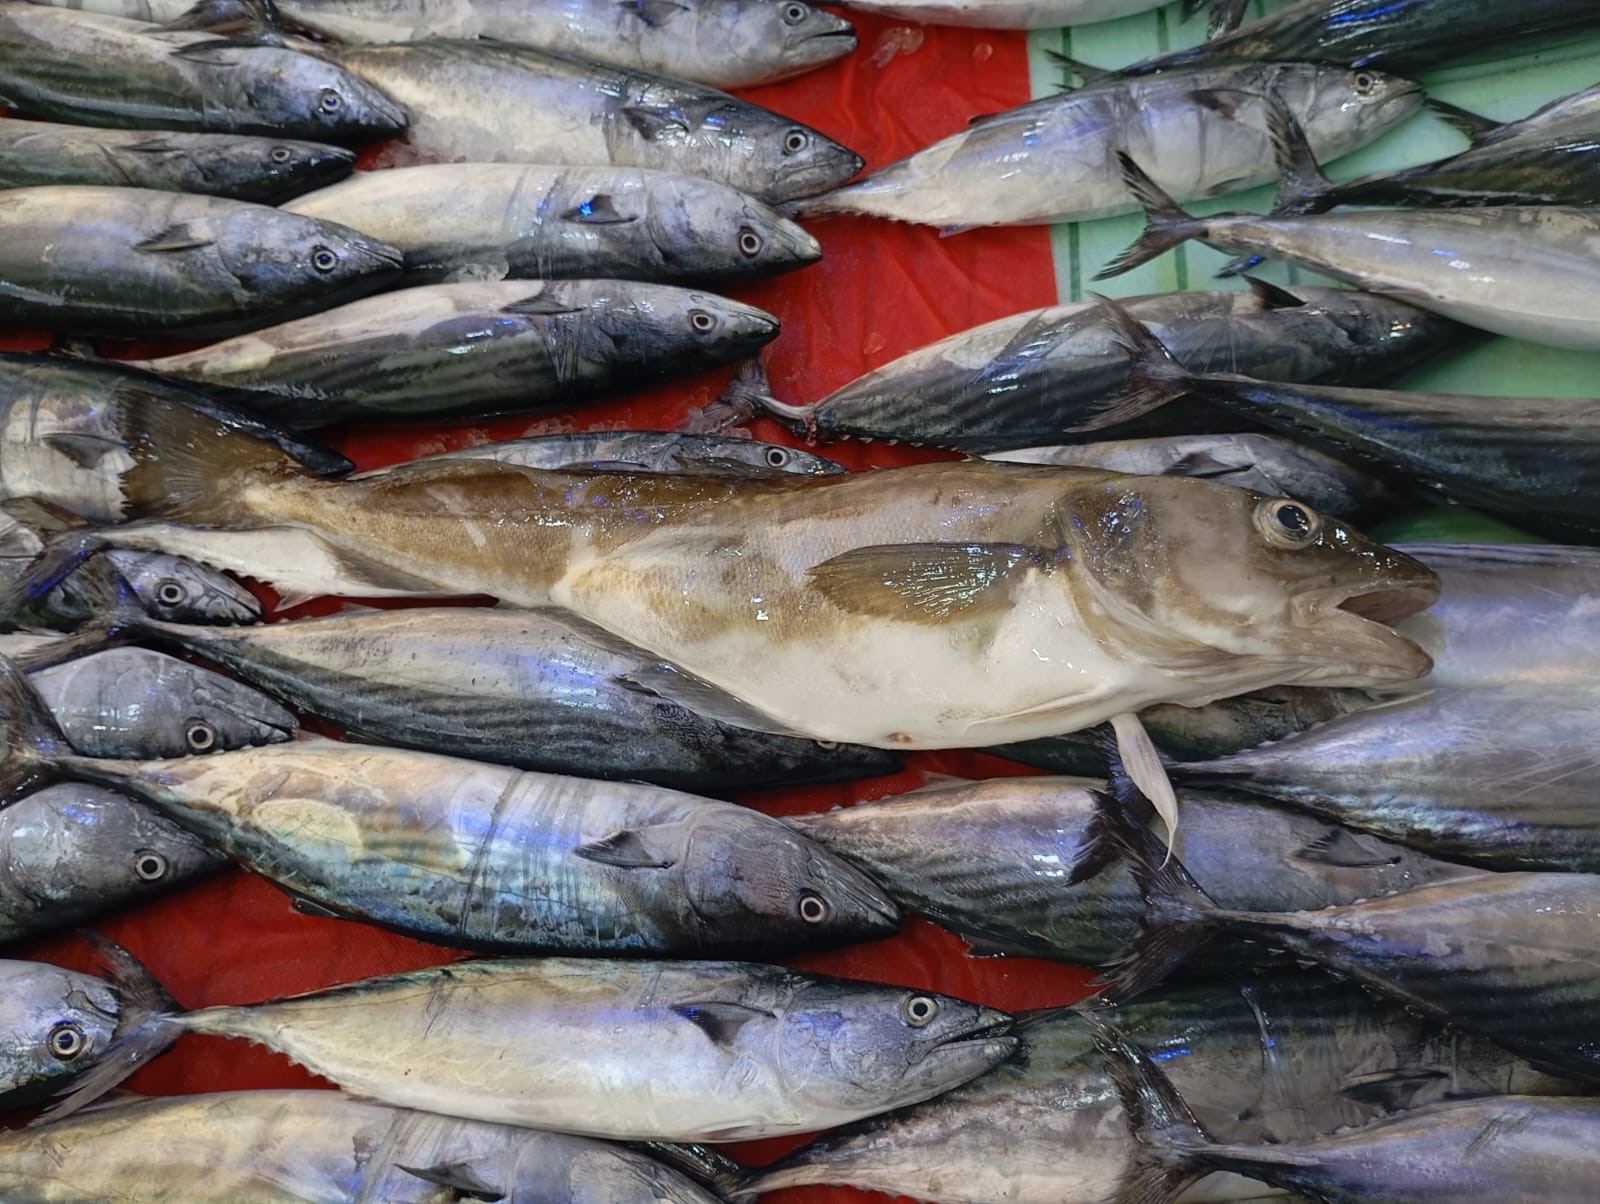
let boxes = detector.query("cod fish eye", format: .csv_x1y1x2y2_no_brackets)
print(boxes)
782,1,808,22
764,446,791,468
134,849,169,882
185,720,218,753
796,891,830,923
738,227,764,256
1255,497,1323,548
311,246,340,273
782,128,810,155
269,146,293,163
900,994,939,1027
689,309,717,333
318,89,343,113
47,1023,86,1060
155,578,188,607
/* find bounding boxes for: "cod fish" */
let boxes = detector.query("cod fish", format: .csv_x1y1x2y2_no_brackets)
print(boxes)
0,957,135,1113
0,5,408,140
827,0,1234,31
788,775,1475,966
49,602,894,794
285,162,821,284
0,186,403,338
1102,1022,1600,1204
0,658,900,955
0,117,353,203
49,944,1016,1141
801,62,1420,230
727,281,1470,453
323,39,861,204
0,1089,726,1203
136,281,780,425
733,976,1577,1203
0,784,225,946
407,430,844,477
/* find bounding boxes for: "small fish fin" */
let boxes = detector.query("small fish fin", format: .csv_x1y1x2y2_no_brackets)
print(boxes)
1185,87,1256,121
619,106,691,142
1262,92,1338,220
1338,1068,1449,1113
1110,711,1179,859
1204,0,1250,36
1164,448,1243,481
0,653,72,801
499,294,586,318
625,1143,754,1199
617,660,808,738
681,356,817,439
133,224,216,254
1294,827,1402,870
160,0,282,35
559,194,636,225
1241,275,1305,311
573,827,678,870
1426,98,1502,145
120,137,183,156
807,541,1058,623
396,1162,504,1202
1066,293,1195,431
673,1001,776,1046
1042,50,1112,86
43,432,123,470
618,0,689,27
1095,155,1203,279
938,223,979,238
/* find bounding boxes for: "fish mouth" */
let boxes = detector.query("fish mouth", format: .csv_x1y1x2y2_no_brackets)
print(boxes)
1297,554,1441,681
910,1007,1016,1066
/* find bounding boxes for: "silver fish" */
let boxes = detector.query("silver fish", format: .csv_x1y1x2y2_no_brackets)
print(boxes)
0,117,354,203
0,5,408,140
0,959,124,1112
284,162,821,283
0,186,403,337
136,281,780,425
322,39,862,203
825,0,1211,30
802,62,1421,230
0,784,225,945
0,1088,728,1202
411,430,845,477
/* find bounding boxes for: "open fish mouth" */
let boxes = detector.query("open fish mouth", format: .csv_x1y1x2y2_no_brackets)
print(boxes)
911,1009,1017,1066
1335,578,1440,626
1297,555,1441,680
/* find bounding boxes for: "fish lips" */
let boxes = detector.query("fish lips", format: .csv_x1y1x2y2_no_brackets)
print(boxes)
1295,552,1441,683
909,1006,1017,1069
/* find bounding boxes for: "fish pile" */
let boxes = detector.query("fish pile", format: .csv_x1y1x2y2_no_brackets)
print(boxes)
0,0,1596,1201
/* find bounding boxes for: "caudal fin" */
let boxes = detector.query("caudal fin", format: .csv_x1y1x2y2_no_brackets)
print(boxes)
1095,156,1206,279
1066,295,1197,432
7,568,152,672
1426,98,1503,145
627,1142,760,1201
683,357,820,440
0,653,74,802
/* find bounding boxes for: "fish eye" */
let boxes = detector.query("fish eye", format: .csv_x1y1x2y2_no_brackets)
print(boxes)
782,1,808,23
134,849,169,882
1255,497,1323,549
318,88,343,114
155,578,189,607
900,994,939,1027
1351,70,1378,96
310,246,340,273
796,891,831,923
738,227,764,257
269,146,293,163
782,128,810,155
185,720,218,753
47,1023,86,1061
688,309,718,333
764,446,790,468
814,739,839,750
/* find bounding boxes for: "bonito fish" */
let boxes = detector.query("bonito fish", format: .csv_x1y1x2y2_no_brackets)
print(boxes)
828,0,1234,31
408,430,844,477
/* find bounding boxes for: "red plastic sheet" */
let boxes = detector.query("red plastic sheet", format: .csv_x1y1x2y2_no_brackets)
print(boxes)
16,15,1099,1201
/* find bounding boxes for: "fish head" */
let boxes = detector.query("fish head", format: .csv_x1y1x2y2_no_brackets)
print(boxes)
755,119,864,204
250,51,410,141
0,961,120,1111
1306,64,1425,140
779,980,1015,1111
232,139,357,204
696,0,857,82
683,815,900,951
99,550,261,625
600,287,780,367
656,177,823,278
216,209,404,306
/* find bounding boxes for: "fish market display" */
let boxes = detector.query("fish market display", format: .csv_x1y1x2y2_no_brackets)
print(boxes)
136,281,781,425
802,62,1421,230
0,958,128,1112
285,163,821,284
0,1089,727,1203
0,785,224,946
0,118,354,203
0,187,403,337
0,5,409,140
55,948,1016,1140
409,430,845,476
324,40,862,204
730,283,1469,452
736,977,1578,1202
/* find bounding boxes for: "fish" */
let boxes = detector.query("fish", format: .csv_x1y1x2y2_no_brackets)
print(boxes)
43,601,898,794
988,432,1402,522
0,5,409,140
787,775,1477,966
407,430,845,477
1100,1020,1600,1204
818,0,1234,31
0,657,900,955
0,186,403,338
1086,296,1600,540
0,957,133,1113
47,943,1016,1141
0,784,225,946
283,162,822,284
319,39,862,203
722,281,1472,453
134,281,781,425
799,62,1421,230
1101,103,1600,351
0,1088,728,1203
0,117,354,203
732,976,1579,1203
0,352,351,524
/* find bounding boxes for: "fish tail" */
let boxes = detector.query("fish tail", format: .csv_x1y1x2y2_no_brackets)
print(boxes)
686,357,820,440
7,566,155,672
627,1142,761,1201
159,0,284,36
31,933,188,1126
1094,155,1205,279
0,528,112,630
0,653,76,803
1426,97,1502,145
1070,295,1197,431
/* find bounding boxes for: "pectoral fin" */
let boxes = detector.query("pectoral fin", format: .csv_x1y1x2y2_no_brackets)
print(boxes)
396,1162,504,1202
573,827,677,870
673,1001,776,1046
1111,710,1179,859
133,224,215,254
1294,827,1403,870
807,541,1055,623
560,194,634,225
45,433,123,470
618,660,808,738
620,0,688,26
1339,1069,1449,1113
620,106,691,141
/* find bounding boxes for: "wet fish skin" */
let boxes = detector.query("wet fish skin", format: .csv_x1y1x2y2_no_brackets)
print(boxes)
0,960,121,1112
0,186,404,338
0,5,409,140
828,0,1174,30
137,281,780,425
325,39,862,204
411,430,845,477
284,162,821,284
0,784,225,945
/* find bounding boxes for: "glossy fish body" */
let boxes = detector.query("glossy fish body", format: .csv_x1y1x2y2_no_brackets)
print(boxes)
61,734,900,954
743,977,1576,1202
0,1089,726,1203
120,605,893,793
789,777,1475,965
137,281,779,425
414,431,844,476
0,784,224,945
158,959,1015,1140
0,6,408,140
803,63,1420,229
328,40,861,204
0,118,354,203
284,162,821,283
830,0,1166,30
0,960,121,1112
0,186,403,338
781,286,1468,453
